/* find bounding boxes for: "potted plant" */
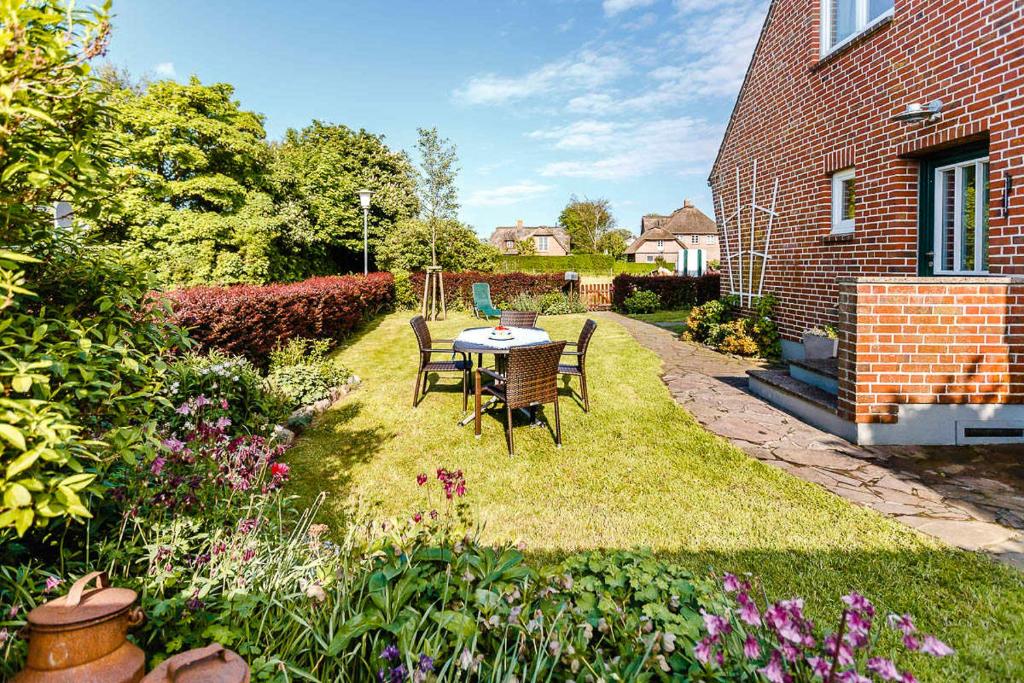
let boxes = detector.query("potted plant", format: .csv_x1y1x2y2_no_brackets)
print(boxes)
802,325,838,359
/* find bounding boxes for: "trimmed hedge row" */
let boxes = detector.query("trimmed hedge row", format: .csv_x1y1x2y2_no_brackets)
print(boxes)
612,273,720,310
498,254,658,276
162,273,395,363
411,271,566,309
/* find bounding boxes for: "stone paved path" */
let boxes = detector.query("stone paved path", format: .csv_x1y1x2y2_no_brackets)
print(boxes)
601,312,1024,570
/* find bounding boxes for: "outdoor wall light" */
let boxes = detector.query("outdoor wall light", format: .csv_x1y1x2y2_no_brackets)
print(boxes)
892,100,943,124
357,189,373,275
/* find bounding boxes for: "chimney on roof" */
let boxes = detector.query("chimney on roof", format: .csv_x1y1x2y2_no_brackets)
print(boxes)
683,199,694,208
516,219,524,229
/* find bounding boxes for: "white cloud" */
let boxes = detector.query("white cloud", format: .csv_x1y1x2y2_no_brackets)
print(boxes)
558,17,576,32
455,50,629,105
624,11,658,30
535,116,723,180
464,181,554,207
154,62,177,78
603,0,657,17
527,120,621,150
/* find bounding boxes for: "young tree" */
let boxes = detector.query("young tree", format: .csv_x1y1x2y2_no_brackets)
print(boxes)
597,228,633,260
558,196,615,253
514,238,537,256
376,218,499,272
415,127,460,266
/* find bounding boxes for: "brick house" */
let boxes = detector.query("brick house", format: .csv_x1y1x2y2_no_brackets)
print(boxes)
710,0,1024,445
489,220,570,256
625,200,721,270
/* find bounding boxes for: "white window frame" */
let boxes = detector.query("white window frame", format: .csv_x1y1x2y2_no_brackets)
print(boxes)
690,235,700,244
646,254,655,262
933,156,989,276
536,236,549,252
706,235,717,244
820,0,894,57
831,168,856,234
656,239,664,248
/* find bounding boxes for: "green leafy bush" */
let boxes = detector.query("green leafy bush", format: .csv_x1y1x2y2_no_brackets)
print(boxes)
685,294,780,358
266,338,350,409
505,291,586,316
622,289,662,314
391,269,418,309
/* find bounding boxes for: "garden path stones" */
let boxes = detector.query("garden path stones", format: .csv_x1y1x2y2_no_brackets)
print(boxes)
602,312,1024,570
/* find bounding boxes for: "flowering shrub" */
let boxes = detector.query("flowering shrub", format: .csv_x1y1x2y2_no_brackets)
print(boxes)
410,271,565,310
685,294,781,358
266,338,350,409
612,273,720,310
693,573,953,683
159,351,290,435
161,272,394,364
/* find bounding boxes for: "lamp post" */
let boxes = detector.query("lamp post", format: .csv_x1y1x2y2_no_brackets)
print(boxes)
357,189,374,275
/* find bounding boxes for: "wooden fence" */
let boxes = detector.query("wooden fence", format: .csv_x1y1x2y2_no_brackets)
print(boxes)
579,283,612,311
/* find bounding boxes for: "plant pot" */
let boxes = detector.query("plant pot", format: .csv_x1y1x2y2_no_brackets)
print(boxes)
802,333,838,360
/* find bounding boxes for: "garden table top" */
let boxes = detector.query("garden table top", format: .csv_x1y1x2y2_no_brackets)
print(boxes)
453,326,550,354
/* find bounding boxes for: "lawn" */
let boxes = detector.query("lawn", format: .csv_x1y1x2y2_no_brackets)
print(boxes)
627,307,691,333
286,311,1024,681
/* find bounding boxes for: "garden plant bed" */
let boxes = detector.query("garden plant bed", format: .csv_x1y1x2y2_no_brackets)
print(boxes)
286,312,1024,682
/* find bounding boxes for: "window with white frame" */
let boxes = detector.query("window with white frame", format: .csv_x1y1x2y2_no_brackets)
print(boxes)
536,236,549,252
821,0,894,55
646,254,655,262
934,157,989,275
831,168,856,234
656,239,664,248
690,235,699,244
706,235,717,244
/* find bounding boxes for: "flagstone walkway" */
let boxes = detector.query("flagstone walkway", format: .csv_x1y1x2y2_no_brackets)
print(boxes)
602,312,1024,570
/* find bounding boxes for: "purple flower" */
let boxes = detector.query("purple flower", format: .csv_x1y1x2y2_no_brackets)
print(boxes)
920,635,953,657
389,664,407,683
700,609,731,637
868,657,901,681
194,395,211,408
722,572,741,592
43,576,63,593
807,656,831,679
418,654,434,672
694,636,715,664
903,634,920,651
175,403,191,415
841,592,875,616
381,644,400,662
215,416,232,430
743,634,760,659
738,592,762,626
416,473,427,486
757,650,785,683
888,613,915,635
150,456,167,476
837,672,872,683
162,437,186,453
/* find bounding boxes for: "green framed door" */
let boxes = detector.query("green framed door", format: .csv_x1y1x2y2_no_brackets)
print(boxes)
918,142,990,276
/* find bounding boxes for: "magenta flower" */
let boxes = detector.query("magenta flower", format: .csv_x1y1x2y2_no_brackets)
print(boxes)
150,456,167,476
841,592,875,616
743,634,760,659
722,572,741,592
900,673,918,683
888,613,915,635
412,512,423,523
694,636,715,664
737,592,762,626
838,672,872,683
903,634,920,651
43,576,63,593
194,395,211,408
215,416,232,430
416,473,427,486
220,398,229,409
162,437,186,453
700,609,731,637
757,650,785,683
868,657,901,681
807,656,831,679
920,635,953,657
175,403,191,415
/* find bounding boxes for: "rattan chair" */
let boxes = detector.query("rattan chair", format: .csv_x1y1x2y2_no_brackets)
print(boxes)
499,310,539,328
558,319,597,412
410,315,472,409
475,341,566,456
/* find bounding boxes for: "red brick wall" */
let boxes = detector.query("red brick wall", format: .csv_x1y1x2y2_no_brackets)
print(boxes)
711,0,1024,343
837,278,1024,423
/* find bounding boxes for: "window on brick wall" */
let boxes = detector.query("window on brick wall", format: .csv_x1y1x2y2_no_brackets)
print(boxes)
821,0,893,55
933,157,990,275
831,168,856,234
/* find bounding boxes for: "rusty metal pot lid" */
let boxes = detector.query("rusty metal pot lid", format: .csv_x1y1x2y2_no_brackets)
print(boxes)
28,571,137,628
142,643,250,683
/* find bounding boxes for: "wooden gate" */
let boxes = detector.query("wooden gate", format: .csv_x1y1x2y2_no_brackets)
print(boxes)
579,283,612,311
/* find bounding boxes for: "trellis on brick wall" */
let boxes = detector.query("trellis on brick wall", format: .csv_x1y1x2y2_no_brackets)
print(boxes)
714,160,779,307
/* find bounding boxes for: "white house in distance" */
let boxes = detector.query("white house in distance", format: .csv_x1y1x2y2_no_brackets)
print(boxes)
489,220,571,256
625,200,720,272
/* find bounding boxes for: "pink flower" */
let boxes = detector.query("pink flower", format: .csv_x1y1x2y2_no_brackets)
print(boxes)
215,416,232,430
838,672,872,683
694,636,715,664
743,634,760,659
412,512,423,523
841,592,874,616
723,573,741,592
888,613,915,635
868,657,901,681
847,609,872,635
150,457,167,476
700,609,731,637
807,656,831,679
900,674,918,683
194,395,211,408
920,635,953,657
220,398,229,409
162,437,186,453
738,592,762,626
416,473,427,486
270,462,290,479
903,634,920,651
43,576,63,593
757,651,785,683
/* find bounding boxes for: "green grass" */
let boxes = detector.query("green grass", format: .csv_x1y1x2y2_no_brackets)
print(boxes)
627,307,691,333
287,312,1024,681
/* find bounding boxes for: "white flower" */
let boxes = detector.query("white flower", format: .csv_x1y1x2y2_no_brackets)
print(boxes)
459,648,473,670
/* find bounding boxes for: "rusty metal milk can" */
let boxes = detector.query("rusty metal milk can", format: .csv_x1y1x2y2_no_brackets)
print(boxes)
14,571,146,683
141,643,250,683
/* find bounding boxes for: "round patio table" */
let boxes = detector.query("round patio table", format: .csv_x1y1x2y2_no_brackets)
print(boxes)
453,326,550,426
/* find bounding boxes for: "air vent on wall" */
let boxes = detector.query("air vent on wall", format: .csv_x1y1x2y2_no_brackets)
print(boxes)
956,421,1024,445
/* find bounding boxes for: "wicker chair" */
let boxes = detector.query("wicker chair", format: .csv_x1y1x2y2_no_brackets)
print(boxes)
499,310,539,328
409,315,472,409
558,319,597,412
475,341,566,456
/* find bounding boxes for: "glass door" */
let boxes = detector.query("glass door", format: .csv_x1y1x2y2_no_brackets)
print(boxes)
918,144,990,276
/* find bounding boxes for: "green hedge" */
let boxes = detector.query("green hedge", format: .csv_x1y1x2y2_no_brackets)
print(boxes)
498,255,658,276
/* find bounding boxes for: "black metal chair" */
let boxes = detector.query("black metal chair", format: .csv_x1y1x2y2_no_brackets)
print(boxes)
499,310,539,328
475,341,566,456
558,319,597,412
410,315,472,409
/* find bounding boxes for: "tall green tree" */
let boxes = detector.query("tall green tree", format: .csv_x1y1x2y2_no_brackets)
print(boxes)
376,218,498,273
415,127,460,266
597,228,633,259
270,121,419,274
559,195,615,254
97,76,282,285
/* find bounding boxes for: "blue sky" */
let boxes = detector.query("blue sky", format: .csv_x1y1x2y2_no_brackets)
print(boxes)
106,0,770,237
